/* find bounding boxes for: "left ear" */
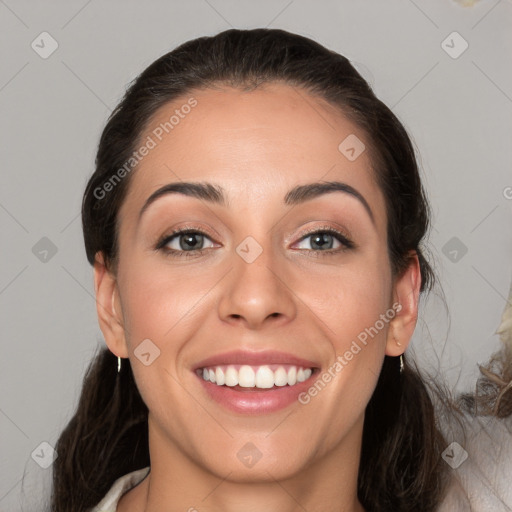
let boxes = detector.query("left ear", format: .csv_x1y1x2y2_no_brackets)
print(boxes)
385,251,422,357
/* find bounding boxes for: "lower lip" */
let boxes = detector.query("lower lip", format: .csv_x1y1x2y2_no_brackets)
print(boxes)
195,371,317,415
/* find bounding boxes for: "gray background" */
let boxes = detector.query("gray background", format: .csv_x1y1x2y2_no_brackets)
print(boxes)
1,0,511,509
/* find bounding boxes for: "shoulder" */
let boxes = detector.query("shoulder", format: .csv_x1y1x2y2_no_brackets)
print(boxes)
88,467,150,512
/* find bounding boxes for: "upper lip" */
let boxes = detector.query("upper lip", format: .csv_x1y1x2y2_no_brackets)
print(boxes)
193,350,320,370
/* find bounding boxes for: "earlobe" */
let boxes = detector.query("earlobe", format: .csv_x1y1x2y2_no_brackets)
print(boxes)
93,252,129,358
385,251,422,357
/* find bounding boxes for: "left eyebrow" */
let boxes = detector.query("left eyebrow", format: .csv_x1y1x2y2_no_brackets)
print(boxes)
138,180,374,225
284,181,375,225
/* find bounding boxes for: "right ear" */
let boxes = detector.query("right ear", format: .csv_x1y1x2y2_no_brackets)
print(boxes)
93,252,129,358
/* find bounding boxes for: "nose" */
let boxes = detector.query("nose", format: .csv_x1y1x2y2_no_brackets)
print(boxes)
217,244,297,330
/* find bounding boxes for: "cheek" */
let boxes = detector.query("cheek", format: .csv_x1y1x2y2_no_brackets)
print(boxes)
118,258,219,347
116,262,204,423
297,301,391,455
296,256,392,420
309,255,392,342
115,257,230,405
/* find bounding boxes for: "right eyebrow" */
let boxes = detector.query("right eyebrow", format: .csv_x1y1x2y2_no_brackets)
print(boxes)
138,181,226,221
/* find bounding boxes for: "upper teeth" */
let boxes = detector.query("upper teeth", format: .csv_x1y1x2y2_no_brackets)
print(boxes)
200,365,313,388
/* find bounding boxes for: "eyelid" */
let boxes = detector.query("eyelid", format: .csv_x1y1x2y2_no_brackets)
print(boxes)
156,223,219,245
154,227,219,257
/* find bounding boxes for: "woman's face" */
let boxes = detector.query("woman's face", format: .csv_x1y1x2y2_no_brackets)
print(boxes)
96,83,419,483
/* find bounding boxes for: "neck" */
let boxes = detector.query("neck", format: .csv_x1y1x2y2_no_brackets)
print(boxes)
118,414,366,512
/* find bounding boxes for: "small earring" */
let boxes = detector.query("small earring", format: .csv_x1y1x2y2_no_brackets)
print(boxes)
394,336,402,347
399,354,404,374
117,356,122,373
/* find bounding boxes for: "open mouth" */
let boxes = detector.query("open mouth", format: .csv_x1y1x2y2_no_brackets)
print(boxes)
195,364,316,390
192,350,321,413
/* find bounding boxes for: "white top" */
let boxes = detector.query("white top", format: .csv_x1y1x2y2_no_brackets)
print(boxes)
88,415,512,511
89,467,150,512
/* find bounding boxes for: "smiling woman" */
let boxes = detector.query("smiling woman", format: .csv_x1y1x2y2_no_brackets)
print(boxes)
48,28,498,512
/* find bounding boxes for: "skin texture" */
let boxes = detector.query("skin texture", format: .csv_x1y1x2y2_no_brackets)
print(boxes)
94,83,421,512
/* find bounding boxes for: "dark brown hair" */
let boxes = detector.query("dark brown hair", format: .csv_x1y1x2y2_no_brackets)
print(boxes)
52,28,449,511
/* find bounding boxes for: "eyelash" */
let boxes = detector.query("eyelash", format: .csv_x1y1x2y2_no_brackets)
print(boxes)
155,225,355,259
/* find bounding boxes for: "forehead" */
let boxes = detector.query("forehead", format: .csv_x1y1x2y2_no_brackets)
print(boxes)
120,83,386,230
